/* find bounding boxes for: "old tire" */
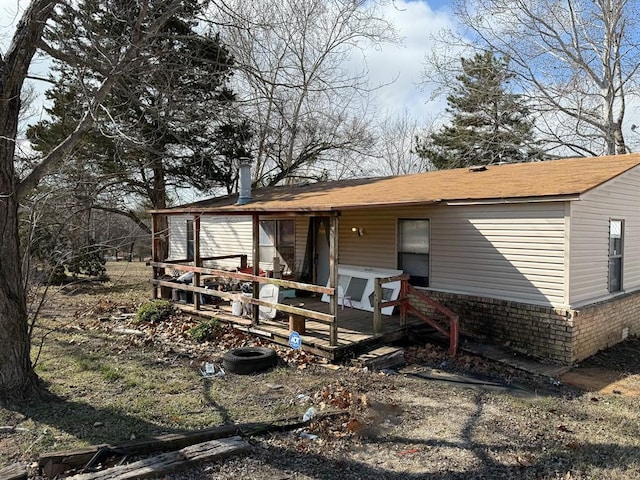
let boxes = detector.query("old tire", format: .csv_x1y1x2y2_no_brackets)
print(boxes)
222,347,278,375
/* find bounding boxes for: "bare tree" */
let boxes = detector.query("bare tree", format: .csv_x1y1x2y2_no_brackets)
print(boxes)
209,0,398,186
0,0,186,400
368,110,432,176
426,0,640,157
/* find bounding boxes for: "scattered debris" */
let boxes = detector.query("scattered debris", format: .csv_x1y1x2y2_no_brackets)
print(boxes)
200,362,225,378
298,431,319,440
302,407,317,422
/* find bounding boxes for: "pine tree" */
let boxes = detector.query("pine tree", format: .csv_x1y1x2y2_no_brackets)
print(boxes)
26,0,251,272
416,51,540,169
29,4,250,203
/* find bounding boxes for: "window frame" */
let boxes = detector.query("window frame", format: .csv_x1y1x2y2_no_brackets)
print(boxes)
259,219,295,272
397,218,430,287
608,218,624,293
186,219,194,262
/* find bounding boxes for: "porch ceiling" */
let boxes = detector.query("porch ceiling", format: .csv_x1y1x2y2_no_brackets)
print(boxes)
150,154,640,215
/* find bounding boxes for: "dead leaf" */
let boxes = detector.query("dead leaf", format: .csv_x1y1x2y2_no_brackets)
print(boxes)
398,448,419,456
346,417,365,433
516,454,533,466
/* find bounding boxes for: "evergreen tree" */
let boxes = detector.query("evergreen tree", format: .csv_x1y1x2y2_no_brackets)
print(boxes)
29,4,250,206
416,51,540,169
26,0,251,271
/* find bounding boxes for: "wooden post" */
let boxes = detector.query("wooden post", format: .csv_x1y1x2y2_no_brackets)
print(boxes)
288,314,306,334
151,214,159,299
373,278,382,334
252,214,260,325
450,314,459,356
400,276,407,326
328,213,339,346
193,215,201,310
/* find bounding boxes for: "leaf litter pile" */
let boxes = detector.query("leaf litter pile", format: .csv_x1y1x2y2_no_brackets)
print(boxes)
3,263,640,479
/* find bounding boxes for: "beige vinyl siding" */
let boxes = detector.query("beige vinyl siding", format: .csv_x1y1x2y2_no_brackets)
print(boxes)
169,215,304,273
293,217,309,276
167,215,190,261
168,215,253,269
569,166,640,306
340,203,567,306
200,216,253,269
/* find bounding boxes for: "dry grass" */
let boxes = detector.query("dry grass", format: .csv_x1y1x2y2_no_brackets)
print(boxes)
1,262,640,479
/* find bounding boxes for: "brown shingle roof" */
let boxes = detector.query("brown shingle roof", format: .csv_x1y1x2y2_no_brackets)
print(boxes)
159,154,640,214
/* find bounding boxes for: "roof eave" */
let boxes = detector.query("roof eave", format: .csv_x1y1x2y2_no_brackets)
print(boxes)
444,194,582,206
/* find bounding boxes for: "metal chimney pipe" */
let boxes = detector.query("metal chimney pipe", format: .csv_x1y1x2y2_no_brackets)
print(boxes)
237,157,253,205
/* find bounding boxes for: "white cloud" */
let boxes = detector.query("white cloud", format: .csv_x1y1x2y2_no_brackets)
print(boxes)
1,0,456,130
361,0,457,123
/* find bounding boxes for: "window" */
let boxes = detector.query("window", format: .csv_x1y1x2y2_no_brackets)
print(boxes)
609,219,624,293
398,219,429,287
259,219,295,272
186,219,194,261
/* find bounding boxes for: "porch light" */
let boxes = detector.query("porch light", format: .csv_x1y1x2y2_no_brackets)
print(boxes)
351,226,364,236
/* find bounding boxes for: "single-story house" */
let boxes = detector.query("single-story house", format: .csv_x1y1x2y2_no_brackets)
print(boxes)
150,154,640,364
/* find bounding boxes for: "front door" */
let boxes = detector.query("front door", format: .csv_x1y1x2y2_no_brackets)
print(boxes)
316,220,330,286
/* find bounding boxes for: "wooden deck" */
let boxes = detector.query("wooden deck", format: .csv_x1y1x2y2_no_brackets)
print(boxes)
175,295,425,360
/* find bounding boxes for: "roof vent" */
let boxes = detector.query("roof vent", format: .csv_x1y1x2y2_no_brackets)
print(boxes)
469,165,488,172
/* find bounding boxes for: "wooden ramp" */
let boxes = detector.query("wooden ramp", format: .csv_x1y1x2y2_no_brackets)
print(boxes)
175,296,424,361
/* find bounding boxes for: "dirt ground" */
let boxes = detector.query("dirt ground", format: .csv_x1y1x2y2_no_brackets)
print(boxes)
1,262,640,479
559,339,640,396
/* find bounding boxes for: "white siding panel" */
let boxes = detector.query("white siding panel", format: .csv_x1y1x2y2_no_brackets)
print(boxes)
569,166,640,305
168,215,189,260
431,203,566,306
339,203,567,306
169,215,307,274
200,216,254,270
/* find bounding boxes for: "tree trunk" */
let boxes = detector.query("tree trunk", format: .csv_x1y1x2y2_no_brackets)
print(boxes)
150,157,169,263
0,92,40,400
614,122,626,155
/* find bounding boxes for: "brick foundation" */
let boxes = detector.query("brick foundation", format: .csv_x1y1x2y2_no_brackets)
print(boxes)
411,289,640,365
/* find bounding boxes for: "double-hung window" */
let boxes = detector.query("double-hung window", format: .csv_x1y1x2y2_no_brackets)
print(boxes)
186,219,194,262
398,219,430,287
259,219,295,272
608,219,624,293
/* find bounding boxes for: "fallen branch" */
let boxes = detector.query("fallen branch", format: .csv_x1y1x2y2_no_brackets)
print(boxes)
112,328,146,336
0,426,29,433
64,436,250,480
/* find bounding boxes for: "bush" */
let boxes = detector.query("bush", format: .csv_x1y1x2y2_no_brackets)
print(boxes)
188,319,220,343
135,300,173,323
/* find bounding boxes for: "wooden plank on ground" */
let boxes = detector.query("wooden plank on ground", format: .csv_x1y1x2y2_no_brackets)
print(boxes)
65,436,250,480
38,411,344,476
0,463,28,480
353,346,405,370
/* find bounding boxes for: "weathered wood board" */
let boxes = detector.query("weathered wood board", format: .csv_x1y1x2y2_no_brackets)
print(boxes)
65,436,250,480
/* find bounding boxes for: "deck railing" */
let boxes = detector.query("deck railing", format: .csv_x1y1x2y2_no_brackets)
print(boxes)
154,263,459,354
150,261,339,345
373,275,459,356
